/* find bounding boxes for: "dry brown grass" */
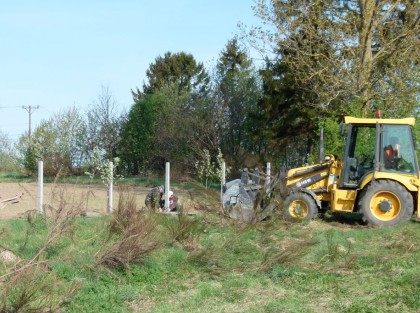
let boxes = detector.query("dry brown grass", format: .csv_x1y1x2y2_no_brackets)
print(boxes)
259,238,318,272
0,262,81,313
164,209,202,251
96,187,162,269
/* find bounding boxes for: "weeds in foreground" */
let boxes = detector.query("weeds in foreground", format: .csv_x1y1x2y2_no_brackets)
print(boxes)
320,230,356,266
1,181,86,312
259,238,317,272
96,187,161,269
385,228,419,253
164,209,202,251
0,262,81,313
95,219,161,269
186,232,232,267
108,185,139,238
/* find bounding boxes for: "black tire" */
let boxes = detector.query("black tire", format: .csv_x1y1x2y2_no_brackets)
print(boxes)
282,192,318,222
359,180,413,227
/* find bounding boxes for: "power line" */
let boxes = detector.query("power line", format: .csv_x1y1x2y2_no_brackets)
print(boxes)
0,106,21,109
22,105,39,141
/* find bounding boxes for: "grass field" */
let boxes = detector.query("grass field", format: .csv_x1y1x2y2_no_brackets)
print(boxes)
0,178,419,312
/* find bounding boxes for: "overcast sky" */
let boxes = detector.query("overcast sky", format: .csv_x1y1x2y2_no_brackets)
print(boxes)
0,0,261,140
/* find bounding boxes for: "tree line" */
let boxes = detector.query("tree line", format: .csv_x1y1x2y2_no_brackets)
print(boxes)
1,0,419,181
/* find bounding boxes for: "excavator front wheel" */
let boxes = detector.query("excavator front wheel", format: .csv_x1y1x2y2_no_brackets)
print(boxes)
359,180,413,227
282,192,318,222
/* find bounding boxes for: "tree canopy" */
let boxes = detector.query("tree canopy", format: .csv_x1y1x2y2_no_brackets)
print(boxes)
132,51,210,102
252,0,420,116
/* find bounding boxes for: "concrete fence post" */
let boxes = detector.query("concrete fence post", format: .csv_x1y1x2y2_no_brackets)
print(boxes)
38,160,43,214
266,162,271,193
221,161,226,208
165,162,170,209
107,161,113,213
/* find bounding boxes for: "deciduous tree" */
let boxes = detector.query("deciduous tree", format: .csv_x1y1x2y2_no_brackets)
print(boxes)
86,85,122,160
252,0,420,115
23,107,87,176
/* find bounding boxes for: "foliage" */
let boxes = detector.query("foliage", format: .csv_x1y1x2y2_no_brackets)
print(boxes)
3,0,419,179
245,0,420,165
119,86,194,175
117,93,160,175
85,85,122,160
0,132,20,173
19,107,87,176
251,0,420,114
85,146,121,187
249,59,324,167
126,50,224,177
212,38,262,169
132,51,210,100
195,148,227,189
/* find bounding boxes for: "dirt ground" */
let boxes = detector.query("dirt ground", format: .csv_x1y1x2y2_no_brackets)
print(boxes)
0,183,191,220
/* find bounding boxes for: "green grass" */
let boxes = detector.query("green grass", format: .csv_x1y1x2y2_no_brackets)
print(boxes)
0,212,419,312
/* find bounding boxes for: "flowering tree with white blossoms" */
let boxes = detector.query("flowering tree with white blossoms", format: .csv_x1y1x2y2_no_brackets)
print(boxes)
195,148,229,189
85,146,122,212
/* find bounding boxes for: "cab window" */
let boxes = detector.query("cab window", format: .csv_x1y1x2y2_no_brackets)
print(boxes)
382,125,416,174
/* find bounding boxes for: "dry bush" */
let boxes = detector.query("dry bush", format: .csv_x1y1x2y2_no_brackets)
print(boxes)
259,238,317,272
164,209,202,252
386,230,418,253
186,235,241,271
96,214,161,269
319,231,355,264
31,183,86,261
0,262,81,313
315,231,360,271
108,185,139,238
96,187,161,269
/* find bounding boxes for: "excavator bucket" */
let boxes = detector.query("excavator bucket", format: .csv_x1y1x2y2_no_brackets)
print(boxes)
223,168,286,222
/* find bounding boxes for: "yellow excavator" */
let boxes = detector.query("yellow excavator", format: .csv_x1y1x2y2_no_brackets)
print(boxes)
223,115,419,226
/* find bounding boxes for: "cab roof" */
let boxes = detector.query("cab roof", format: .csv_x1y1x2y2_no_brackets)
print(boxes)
344,116,415,126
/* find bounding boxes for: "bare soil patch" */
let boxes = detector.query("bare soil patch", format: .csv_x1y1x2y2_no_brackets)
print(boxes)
0,183,190,220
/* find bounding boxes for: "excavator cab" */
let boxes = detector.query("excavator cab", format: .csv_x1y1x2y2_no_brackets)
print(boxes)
333,116,419,226
340,117,418,188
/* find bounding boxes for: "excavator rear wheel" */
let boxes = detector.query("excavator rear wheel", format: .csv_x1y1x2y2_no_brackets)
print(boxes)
282,192,318,222
359,180,413,227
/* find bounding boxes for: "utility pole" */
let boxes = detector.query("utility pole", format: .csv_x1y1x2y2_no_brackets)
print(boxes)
22,105,39,142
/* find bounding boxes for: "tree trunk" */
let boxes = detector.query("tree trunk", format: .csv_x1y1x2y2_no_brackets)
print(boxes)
358,0,378,109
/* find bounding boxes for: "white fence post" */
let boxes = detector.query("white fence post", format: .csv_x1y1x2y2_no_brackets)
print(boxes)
165,162,170,210
38,160,43,214
266,162,271,193
107,161,113,213
221,161,226,208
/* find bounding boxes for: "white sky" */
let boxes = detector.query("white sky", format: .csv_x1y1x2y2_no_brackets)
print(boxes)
0,0,261,140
